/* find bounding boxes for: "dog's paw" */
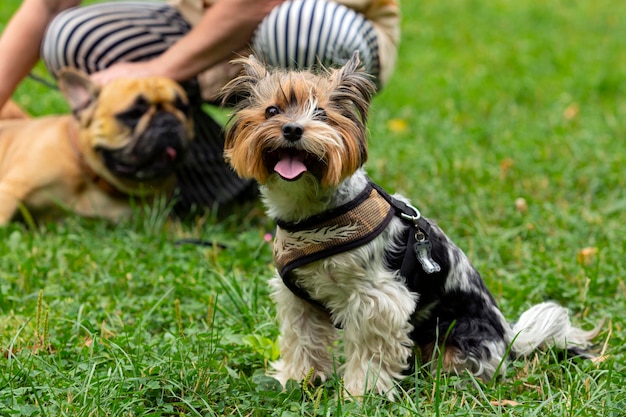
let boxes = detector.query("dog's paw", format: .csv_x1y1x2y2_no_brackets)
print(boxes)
270,359,302,387
343,372,398,401
270,360,328,388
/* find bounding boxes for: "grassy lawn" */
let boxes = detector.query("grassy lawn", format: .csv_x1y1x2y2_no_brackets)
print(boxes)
1,0,625,415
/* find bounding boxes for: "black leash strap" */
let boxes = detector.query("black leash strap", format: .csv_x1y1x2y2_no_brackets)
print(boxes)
27,72,58,90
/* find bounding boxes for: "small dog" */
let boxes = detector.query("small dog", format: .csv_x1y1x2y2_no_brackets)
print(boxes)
0,70,193,225
222,53,600,398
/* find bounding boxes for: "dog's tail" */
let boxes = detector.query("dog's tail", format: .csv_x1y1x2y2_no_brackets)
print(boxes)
510,302,602,358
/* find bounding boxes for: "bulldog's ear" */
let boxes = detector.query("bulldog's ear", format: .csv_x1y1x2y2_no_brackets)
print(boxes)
57,68,100,115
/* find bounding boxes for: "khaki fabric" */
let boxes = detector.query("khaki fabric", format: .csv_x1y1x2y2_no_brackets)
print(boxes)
274,187,393,274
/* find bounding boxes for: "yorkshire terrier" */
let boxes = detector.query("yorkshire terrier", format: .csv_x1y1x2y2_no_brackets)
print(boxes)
221,53,600,399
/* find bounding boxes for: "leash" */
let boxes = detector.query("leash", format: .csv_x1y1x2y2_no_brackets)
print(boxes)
28,71,59,90
27,72,58,90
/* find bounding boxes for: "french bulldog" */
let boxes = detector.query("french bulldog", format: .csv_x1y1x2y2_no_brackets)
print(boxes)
0,69,193,225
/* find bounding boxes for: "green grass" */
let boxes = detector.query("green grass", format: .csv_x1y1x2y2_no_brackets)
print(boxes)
1,0,625,415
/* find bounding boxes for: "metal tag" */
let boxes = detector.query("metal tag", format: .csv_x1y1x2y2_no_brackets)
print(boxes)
414,239,441,274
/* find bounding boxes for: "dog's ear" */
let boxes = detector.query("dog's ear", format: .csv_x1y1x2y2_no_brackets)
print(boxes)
57,68,100,116
240,55,269,81
329,51,376,124
220,55,269,107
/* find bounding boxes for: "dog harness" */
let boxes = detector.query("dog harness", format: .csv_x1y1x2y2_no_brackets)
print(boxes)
273,180,445,314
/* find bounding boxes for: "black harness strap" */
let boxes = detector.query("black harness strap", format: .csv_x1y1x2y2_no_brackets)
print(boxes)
371,184,453,316
276,180,439,316
276,182,395,313
276,182,375,232
367,182,437,281
281,270,329,313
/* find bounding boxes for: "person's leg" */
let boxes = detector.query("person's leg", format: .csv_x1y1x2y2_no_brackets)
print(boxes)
41,1,255,213
42,1,190,76
252,0,381,87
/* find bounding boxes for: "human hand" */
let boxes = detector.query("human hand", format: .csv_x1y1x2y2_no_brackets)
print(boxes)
90,60,164,86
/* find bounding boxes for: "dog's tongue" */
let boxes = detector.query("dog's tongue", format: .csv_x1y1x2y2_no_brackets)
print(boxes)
274,153,307,180
165,146,177,160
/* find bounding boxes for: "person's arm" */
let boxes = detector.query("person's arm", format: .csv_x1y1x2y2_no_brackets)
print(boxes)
91,0,284,85
0,0,82,108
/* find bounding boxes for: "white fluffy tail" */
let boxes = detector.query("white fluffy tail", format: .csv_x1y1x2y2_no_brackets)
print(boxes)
510,302,601,357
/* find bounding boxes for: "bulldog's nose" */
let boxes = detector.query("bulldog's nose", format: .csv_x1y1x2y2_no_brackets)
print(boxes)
282,123,304,142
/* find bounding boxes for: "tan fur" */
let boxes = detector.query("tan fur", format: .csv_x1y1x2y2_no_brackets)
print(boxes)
0,70,193,225
222,54,600,400
222,54,420,398
222,55,372,189
0,100,29,119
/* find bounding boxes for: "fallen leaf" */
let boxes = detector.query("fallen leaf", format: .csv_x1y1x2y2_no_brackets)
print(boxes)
500,158,515,179
84,336,94,348
577,247,598,265
387,118,408,133
564,103,580,121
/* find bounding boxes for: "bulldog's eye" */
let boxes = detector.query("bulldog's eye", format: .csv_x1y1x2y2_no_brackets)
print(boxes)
265,106,280,119
116,96,150,128
314,107,327,121
174,95,190,115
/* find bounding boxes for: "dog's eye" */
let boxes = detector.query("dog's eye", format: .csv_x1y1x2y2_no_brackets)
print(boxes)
116,97,150,128
314,107,327,121
265,106,281,119
174,96,190,115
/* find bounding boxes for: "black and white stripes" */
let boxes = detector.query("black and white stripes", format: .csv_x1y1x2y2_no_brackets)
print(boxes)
42,2,191,77
42,0,380,85
39,0,381,209
252,0,380,85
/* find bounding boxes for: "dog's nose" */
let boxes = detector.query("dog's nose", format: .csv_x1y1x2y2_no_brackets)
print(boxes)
282,123,304,142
